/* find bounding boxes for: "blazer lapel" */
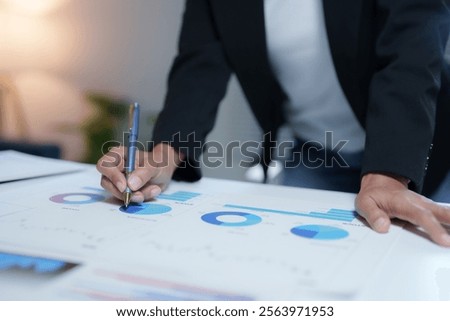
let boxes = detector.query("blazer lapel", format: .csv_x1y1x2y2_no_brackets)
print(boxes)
210,0,373,128
210,0,286,132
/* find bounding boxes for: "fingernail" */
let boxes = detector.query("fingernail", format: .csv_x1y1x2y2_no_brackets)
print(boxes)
441,234,450,247
128,176,142,190
131,194,143,203
150,186,161,198
374,217,389,232
117,181,126,193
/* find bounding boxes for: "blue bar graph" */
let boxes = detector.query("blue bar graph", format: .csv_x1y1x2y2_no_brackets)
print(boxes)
223,204,356,222
0,252,76,274
157,191,201,202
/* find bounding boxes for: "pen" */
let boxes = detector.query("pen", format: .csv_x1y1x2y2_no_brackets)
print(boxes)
123,102,140,207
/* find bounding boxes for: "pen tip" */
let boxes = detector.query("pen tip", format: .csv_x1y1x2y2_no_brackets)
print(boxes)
124,193,131,208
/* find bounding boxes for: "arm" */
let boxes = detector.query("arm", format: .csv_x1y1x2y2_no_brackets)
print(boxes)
97,0,231,200
356,0,450,246
152,0,232,181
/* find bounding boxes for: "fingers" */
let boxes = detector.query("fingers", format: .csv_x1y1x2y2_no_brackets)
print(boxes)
429,202,450,226
416,211,450,247
127,166,159,191
96,146,127,193
393,200,450,247
356,190,450,247
130,185,162,203
100,175,124,201
355,196,391,233
100,172,162,203
127,165,164,202
97,146,174,204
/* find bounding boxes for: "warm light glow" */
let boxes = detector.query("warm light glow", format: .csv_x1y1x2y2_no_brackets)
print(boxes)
0,12,73,72
1,0,67,15
12,71,91,161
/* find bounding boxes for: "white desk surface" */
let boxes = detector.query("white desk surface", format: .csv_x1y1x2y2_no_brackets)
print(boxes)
0,166,449,301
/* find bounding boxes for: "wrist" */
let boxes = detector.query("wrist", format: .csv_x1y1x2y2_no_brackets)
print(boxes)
361,173,410,190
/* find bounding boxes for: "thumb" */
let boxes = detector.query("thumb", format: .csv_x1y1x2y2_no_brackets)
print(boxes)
355,194,391,233
127,166,158,191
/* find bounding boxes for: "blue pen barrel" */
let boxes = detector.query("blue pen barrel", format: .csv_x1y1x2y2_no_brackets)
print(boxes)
126,103,140,173
127,141,137,172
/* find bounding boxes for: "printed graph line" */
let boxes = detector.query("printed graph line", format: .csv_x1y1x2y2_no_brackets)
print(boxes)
156,191,201,202
223,204,357,222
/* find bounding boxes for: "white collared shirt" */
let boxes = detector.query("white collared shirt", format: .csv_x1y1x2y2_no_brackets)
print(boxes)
264,0,365,152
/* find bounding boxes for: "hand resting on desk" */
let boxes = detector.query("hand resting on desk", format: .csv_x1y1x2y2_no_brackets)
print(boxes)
356,173,450,247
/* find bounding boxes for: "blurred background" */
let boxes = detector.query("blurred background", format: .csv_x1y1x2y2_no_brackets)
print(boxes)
0,0,262,180
1,0,449,183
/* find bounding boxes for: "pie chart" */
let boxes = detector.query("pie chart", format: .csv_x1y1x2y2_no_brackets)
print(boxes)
120,203,172,215
50,192,105,204
201,211,262,227
291,224,349,240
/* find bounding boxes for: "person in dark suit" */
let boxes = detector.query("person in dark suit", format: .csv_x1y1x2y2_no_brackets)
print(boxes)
97,0,450,246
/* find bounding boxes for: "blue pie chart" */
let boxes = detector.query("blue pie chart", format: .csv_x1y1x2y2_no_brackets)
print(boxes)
120,203,172,215
291,225,349,240
201,211,262,227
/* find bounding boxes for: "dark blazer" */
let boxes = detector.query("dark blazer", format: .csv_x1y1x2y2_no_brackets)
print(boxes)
153,0,450,194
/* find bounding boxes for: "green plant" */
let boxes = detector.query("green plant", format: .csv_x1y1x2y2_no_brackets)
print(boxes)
82,92,129,164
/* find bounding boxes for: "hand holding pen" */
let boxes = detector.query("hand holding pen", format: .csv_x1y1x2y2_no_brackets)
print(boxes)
96,105,183,206
123,102,140,207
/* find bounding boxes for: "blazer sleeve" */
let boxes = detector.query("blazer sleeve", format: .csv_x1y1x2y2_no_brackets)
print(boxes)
152,0,232,181
361,0,450,191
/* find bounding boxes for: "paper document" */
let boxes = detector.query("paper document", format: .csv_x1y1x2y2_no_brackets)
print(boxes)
0,150,85,183
0,169,402,300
